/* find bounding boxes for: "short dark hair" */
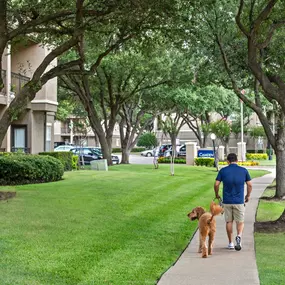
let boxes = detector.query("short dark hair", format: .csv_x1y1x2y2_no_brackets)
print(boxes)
227,153,238,163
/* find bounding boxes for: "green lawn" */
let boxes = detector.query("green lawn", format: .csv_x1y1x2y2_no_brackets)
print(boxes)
0,165,267,285
255,180,285,285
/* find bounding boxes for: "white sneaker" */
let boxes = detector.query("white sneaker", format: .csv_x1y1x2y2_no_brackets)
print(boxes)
228,242,234,249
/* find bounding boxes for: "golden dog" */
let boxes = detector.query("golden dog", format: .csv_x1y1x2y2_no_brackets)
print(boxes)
187,201,223,258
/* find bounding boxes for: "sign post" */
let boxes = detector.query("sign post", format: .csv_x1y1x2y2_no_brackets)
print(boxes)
240,90,245,161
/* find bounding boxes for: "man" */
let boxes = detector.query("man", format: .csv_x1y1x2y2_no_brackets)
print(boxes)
214,153,252,251
153,146,160,169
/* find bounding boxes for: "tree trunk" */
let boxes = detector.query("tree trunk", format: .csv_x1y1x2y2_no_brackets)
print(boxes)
121,147,130,164
275,148,285,199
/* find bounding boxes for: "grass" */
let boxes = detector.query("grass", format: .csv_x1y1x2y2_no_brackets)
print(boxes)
255,180,285,285
0,165,267,285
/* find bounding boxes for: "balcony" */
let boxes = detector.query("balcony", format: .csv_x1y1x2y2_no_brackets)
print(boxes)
0,70,30,105
61,128,71,134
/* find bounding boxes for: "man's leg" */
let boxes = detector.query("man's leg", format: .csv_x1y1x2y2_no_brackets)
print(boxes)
226,222,233,243
236,221,244,237
233,205,245,251
224,205,234,249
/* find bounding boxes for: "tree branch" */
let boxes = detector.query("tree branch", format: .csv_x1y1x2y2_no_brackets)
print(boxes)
236,0,250,37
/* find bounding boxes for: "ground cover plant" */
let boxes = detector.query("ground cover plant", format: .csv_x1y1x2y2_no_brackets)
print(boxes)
255,180,285,285
0,165,267,285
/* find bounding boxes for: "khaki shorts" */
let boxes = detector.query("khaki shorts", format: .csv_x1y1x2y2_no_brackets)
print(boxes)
223,204,245,223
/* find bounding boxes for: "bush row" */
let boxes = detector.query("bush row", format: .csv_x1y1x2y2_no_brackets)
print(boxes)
246,153,268,160
246,149,265,154
195,158,214,167
219,161,259,166
158,157,186,164
158,157,260,167
0,155,64,185
39,151,74,171
112,147,146,153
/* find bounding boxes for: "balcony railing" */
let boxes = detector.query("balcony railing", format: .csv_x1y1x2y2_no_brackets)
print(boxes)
61,128,71,134
1,70,30,95
11,147,31,154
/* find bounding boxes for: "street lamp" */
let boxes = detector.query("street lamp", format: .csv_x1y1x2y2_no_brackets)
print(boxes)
210,133,217,168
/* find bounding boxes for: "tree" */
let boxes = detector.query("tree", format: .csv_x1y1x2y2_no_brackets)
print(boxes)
0,0,121,145
0,0,183,153
209,120,231,154
60,36,181,165
187,0,285,198
137,133,158,149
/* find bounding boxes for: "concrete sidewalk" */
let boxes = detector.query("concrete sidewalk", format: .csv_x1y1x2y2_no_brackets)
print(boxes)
157,170,275,285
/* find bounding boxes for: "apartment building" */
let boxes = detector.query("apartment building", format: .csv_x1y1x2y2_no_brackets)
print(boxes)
0,40,57,153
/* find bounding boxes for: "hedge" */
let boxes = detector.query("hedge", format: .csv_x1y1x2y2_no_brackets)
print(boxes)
112,147,146,153
39,151,73,171
195,158,214,167
246,149,265,154
72,155,79,170
219,161,259,166
0,155,64,185
246,153,268,160
157,157,186,164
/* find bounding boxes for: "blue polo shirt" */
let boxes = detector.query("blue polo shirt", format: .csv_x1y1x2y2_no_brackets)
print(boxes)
216,164,251,204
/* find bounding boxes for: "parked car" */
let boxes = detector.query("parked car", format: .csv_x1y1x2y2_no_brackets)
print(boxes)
70,147,120,165
158,144,172,157
140,148,155,157
54,145,75,152
92,147,120,164
70,147,101,165
164,145,186,157
178,145,186,157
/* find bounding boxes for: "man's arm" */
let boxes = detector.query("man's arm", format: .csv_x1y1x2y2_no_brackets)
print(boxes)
214,180,221,199
245,180,253,202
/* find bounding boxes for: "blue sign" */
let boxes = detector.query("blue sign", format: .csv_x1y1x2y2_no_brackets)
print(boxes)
197,149,214,158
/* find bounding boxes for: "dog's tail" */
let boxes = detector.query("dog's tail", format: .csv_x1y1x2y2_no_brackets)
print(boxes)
207,201,224,224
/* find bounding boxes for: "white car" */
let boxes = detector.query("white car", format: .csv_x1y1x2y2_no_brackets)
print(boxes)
140,149,155,157
54,145,75,152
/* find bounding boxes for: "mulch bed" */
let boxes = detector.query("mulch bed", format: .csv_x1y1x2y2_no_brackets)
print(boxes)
255,209,285,233
0,191,16,201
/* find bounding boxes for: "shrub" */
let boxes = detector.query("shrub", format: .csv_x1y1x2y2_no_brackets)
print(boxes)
39,151,73,171
246,153,268,160
0,155,64,185
194,158,214,167
112,147,146,153
247,149,265,154
72,155,79,170
158,157,186,164
137,132,158,149
132,147,146,152
218,161,259,166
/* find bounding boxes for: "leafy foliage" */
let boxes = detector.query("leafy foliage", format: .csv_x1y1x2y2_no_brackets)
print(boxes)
248,126,266,139
246,153,268,161
137,133,158,149
194,158,214,167
0,155,64,185
39,151,73,171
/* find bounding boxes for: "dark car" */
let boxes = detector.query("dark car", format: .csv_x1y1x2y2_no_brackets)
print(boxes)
70,147,101,165
70,147,120,165
92,147,120,165
177,145,186,157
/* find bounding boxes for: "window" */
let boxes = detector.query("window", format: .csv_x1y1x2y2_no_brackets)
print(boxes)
11,125,27,152
45,124,52,151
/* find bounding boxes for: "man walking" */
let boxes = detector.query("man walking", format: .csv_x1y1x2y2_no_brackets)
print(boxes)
214,153,252,251
153,146,160,169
